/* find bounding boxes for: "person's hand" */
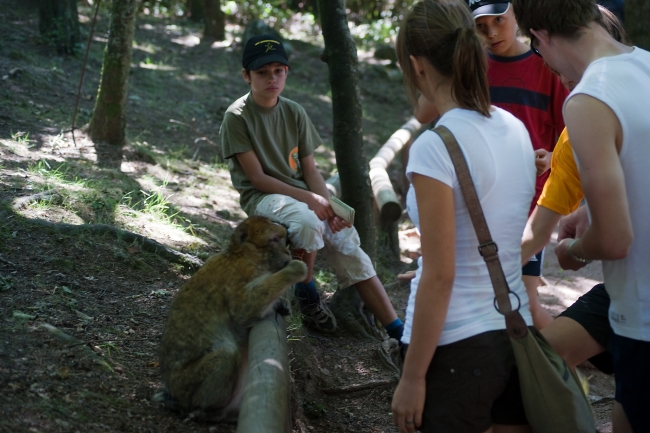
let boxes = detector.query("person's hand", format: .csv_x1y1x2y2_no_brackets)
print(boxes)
307,193,335,221
557,206,589,242
392,376,425,433
327,215,351,233
555,238,588,271
397,271,416,281
535,149,552,176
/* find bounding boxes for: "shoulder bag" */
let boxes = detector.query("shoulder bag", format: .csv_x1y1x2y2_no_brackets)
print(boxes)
432,125,596,433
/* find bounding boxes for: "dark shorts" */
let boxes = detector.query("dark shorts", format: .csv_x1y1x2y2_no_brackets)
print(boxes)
558,283,614,374
522,250,543,276
402,330,528,432
611,333,650,432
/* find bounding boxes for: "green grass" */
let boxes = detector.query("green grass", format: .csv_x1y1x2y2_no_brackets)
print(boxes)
0,275,12,292
20,159,201,234
314,269,337,292
10,130,32,146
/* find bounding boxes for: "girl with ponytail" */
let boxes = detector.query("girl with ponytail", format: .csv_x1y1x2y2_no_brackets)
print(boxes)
392,1,536,432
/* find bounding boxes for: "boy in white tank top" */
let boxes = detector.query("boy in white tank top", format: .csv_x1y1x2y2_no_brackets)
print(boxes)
513,0,650,431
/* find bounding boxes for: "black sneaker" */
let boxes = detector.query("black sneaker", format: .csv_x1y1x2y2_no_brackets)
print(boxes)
301,300,337,333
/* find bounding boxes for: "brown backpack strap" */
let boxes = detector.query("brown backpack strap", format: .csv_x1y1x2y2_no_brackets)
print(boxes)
432,125,528,339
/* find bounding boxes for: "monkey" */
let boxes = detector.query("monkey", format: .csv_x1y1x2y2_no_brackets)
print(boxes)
156,216,307,420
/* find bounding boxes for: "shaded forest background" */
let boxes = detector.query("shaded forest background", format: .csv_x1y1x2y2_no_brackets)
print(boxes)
0,0,419,431
0,0,648,432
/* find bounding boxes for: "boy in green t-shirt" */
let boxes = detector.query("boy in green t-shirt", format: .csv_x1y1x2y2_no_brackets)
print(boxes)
220,34,403,340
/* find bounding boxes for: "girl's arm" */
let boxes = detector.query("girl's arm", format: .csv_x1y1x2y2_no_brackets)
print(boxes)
392,173,456,433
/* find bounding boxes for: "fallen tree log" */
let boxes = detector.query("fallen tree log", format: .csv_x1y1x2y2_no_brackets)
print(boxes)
369,117,422,224
237,313,291,433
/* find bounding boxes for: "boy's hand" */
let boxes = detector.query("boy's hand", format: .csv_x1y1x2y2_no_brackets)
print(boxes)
307,193,335,221
535,149,552,176
557,206,590,241
555,238,588,271
327,215,351,233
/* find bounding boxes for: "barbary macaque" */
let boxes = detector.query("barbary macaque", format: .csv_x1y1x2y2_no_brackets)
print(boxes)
156,216,307,420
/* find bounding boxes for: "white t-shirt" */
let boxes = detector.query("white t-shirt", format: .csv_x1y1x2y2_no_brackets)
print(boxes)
568,47,650,342
403,107,535,346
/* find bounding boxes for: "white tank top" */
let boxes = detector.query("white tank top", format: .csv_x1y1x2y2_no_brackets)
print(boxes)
569,47,650,341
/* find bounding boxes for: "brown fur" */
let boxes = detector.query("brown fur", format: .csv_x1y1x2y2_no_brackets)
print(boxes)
158,216,307,419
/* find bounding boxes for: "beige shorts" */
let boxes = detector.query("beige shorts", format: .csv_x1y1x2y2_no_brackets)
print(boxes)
253,194,376,289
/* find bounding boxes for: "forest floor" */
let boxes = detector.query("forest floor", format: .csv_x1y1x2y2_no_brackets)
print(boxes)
0,1,614,432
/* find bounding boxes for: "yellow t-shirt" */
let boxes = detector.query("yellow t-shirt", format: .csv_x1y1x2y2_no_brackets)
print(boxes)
537,127,583,215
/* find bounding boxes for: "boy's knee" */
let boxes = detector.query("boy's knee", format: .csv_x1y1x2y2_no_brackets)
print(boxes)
295,208,322,232
286,209,324,252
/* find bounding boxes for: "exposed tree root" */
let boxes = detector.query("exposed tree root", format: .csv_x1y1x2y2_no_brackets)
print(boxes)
0,255,20,267
12,191,62,210
41,323,113,371
321,378,397,395
11,192,204,271
329,286,384,341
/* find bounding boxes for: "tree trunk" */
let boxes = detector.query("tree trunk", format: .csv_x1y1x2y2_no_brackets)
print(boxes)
625,0,650,50
88,0,138,168
317,0,383,340
317,0,376,262
38,0,81,54
186,0,205,22
203,0,225,41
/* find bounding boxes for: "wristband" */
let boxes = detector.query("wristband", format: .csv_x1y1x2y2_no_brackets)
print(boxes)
568,239,592,264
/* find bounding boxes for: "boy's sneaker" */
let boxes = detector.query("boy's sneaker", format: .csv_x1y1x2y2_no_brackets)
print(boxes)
301,300,337,333
377,338,402,375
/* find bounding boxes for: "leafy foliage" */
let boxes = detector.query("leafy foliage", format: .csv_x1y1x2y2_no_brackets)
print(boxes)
134,0,416,45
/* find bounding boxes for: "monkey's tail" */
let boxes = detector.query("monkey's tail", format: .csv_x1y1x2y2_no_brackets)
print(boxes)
152,388,180,411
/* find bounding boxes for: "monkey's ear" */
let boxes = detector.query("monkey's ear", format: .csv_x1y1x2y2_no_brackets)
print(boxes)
231,220,249,247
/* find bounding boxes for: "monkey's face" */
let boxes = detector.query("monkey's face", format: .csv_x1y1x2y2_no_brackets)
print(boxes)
231,216,292,272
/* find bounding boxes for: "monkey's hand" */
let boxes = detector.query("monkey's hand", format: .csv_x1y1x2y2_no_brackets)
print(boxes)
282,260,308,284
274,298,291,316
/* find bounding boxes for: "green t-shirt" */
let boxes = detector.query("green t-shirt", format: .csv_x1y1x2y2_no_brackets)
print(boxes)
220,93,322,216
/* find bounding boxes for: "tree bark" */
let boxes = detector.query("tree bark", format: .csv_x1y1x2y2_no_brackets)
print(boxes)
317,0,376,261
38,0,81,54
203,0,225,41
624,0,650,50
88,0,138,168
186,0,205,22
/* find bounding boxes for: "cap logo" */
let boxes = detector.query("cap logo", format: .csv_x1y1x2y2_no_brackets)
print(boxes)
255,39,280,53
469,0,481,6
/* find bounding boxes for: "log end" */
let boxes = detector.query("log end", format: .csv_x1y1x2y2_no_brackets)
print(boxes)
379,202,402,224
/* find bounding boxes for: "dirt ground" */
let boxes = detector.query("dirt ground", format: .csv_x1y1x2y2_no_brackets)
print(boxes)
0,1,614,432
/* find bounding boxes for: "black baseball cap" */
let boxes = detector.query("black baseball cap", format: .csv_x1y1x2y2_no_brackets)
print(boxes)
242,34,289,70
468,0,511,18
